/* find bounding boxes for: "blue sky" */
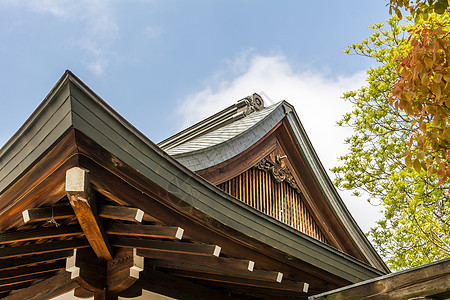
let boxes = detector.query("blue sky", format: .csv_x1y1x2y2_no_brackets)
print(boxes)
0,1,390,232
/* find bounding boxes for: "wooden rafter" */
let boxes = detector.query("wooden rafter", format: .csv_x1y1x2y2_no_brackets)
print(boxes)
138,249,253,271
0,238,89,259
106,224,183,240
3,270,79,300
151,259,282,282
0,225,83,245
0,261,65,282
0,251,73,271
166,269,309,293
99,205,144,222
22,206,75,224
112,237,221,257
66,167,113,261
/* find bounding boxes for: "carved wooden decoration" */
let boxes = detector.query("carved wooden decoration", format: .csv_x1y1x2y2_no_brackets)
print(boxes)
254,151,301,193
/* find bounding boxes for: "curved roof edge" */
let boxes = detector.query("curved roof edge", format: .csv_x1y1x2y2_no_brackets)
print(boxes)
160,97,389,273
282,102,389,273
0,72,388,285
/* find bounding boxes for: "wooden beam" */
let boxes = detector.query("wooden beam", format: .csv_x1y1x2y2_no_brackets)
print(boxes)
0,225,83,245
166,269,309,293
0,271,56,288
0,250,73,271
112,237,221,257
150,259,282,282
0,283,31,294
139,268,235,300
0,261,65,281
99,205,144,223
66,248,106,293
66,167,112,261
3,270,79,300
106,224,183,240
138,249,253,271
311,259,450,300
107,248,144,293
22,206,75,223
0,238,89,259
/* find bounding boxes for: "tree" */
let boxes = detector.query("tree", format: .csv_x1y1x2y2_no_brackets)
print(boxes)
333,15,450,270
389,0,449,20
391,19,450,185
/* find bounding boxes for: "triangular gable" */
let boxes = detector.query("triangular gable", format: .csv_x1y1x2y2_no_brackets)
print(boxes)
160,96,388,273
0,72,387,299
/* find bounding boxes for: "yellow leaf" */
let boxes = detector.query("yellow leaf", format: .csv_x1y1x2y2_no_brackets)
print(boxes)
424,56,433,68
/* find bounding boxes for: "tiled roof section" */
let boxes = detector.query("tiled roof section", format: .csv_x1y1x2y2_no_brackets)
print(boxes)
168,102,285,171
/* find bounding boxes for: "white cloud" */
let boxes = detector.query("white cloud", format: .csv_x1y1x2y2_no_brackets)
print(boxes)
8,0,119,74
177,53,382,233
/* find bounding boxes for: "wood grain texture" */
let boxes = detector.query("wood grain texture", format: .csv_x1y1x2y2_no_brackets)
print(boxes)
3,270,78,300
66,167,113,261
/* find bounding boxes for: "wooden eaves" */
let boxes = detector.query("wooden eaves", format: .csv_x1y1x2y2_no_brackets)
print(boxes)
0,71,386,299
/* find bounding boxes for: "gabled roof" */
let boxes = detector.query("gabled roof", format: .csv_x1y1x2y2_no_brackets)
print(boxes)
0,71,388,299
159,94,389,274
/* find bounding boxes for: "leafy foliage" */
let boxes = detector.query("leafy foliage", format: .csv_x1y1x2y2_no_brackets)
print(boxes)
391,19,450,185
389,0,449,21
334,16,450,270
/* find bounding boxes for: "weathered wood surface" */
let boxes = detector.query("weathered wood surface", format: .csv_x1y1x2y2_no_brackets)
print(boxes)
107,248,143,293
0,250,73,271
0,131,78,231
0,224,82,244
66,167,113,261
99,205,144,222
0,238,89,259
22,205,75,223
112,237,221,257
311,258,450,300
3,270,79,300
106,223,183,239
66,248,106,293
138,249,254,271
152,259,282,282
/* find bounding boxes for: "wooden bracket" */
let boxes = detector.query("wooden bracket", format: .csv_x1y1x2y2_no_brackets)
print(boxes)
66,248,106,293
107,248,144,293
66,167,113,261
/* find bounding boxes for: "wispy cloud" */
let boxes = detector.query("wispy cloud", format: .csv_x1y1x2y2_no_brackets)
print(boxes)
7,0,119,74
177,53,382,232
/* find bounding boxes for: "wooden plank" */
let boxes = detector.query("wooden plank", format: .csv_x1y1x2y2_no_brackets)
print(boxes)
106,224,183,240
166,269,309,293
99,205,144,222
311,259,450,300
22,206,75,223
0,283,31,294
3,270,79,300
0,225,82,244
0,250,73,271
112,237,220,257
0,261,65,281
66,167,113,261
150,259,282,282
0,238,89,259
138,249,253,271
0,271,55,288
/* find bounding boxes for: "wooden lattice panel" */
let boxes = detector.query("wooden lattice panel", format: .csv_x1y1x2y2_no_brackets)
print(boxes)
218,167,328,244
